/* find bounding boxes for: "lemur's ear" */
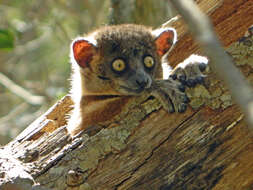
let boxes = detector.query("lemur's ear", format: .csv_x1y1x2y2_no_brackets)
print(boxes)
71,37,97,68
152,28,177,57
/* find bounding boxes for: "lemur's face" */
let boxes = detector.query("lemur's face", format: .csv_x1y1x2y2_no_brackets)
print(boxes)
71,24,176,96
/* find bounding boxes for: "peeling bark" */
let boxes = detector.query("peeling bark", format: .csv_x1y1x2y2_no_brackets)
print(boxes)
0,0,253,189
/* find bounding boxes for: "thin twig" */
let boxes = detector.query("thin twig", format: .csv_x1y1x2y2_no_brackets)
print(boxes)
0,72,45,105
55,21,71,41
0,102,28,124
14,26,51,56
170,0,253,127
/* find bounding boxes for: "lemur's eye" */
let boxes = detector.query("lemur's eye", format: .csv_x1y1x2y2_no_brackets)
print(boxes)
144,56,154,69
112,59,126,72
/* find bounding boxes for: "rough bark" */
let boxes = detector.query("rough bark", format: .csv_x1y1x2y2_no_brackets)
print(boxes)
0,0,253,189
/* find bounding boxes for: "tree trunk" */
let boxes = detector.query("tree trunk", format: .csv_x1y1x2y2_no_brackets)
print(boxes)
0,0,253,189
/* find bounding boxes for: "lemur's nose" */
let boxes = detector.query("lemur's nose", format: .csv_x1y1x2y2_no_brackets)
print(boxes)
136,77,149,88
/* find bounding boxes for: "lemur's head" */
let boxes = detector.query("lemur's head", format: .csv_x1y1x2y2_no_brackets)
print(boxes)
70,24,177,96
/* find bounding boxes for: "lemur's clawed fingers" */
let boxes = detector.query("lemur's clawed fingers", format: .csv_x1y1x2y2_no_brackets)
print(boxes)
169,55,208,87
150,79,189,113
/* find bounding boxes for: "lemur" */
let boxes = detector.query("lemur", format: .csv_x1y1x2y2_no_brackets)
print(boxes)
67,24,207,136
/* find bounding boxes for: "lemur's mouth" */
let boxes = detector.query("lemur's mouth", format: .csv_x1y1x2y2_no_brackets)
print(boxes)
120,86,145,94
97,75,110,81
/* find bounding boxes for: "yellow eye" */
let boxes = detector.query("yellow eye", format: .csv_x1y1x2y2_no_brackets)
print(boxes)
144,56,154,68
112,59,126,72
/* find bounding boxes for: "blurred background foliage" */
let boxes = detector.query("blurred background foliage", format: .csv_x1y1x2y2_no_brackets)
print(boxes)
0,0,175,144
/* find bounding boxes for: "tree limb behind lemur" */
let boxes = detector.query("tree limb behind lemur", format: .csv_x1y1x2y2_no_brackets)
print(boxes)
0,72,45,105
170,0,253,128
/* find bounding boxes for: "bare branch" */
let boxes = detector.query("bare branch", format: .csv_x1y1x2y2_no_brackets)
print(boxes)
170,0,253,127
0,72,45,105
0,102,28,124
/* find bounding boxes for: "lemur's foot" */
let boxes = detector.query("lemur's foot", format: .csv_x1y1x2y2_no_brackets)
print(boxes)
169,55,208,87
150,79,189,113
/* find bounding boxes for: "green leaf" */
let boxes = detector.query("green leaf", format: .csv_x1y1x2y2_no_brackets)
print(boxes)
0,29,14,50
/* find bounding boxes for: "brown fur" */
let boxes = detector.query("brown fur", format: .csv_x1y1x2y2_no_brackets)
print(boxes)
69,96,131,135
80,96,130,125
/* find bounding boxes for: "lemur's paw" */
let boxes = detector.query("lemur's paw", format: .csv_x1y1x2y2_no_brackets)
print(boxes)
150,79,189,113
169,55,208,87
